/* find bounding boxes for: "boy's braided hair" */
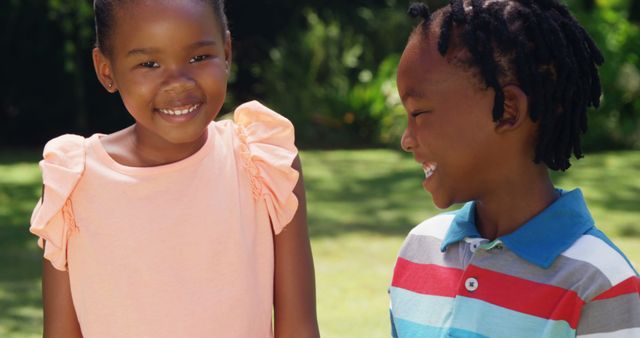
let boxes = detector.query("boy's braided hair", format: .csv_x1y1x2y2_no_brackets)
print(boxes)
93,0,228,57
408,0,603,171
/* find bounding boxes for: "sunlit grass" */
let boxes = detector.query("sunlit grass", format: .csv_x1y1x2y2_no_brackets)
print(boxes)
0,149,638,337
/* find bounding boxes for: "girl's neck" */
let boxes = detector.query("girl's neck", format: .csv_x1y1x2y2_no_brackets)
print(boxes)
102,125,209,168
473,165,559,240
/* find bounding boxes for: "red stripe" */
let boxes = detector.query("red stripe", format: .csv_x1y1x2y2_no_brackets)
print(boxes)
461,265,585,329
392,258,463,297
594,276,640,301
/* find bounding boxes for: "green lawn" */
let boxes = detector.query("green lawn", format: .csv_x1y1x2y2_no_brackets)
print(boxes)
1,149,639,338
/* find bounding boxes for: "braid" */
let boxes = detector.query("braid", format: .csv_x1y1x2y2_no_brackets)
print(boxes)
409,0,603,171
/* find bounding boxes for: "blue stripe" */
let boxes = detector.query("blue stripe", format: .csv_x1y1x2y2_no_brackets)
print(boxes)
389,287,454,327
392,317,487,338
450,297,576,338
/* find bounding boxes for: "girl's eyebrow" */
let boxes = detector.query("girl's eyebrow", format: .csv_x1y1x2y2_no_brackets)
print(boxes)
126,41,217,57
186,40,217,49
126,47,160,57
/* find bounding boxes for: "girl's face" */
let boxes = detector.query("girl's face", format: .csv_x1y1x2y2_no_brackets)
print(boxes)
397,32,501,209
94,0,231,146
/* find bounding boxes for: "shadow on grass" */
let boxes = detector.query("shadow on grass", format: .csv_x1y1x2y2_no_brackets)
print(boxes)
302,149,448,238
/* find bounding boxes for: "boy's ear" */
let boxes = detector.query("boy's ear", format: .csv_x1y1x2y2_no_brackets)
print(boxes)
224,30,232,74
495,85,528,134
92,48,117,93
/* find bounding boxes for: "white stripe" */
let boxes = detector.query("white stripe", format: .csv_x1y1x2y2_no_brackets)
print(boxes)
577,327,640,338
561,235,636,285
409,214,455,240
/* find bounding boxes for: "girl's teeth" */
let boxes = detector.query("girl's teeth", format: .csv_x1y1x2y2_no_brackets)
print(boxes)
159,105,199,116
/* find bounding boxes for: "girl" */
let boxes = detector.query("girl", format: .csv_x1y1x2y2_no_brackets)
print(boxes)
29,1,320,337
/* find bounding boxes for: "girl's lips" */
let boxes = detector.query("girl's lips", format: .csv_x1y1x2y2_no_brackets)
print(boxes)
155,104,202,123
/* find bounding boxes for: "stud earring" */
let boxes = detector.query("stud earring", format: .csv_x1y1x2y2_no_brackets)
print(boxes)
108,82,113,89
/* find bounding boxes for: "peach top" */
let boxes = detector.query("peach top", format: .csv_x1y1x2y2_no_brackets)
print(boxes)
30,101,299,338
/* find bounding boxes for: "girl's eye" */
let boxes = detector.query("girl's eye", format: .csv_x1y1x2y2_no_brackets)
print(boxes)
140,61,159,68
189,55,210,63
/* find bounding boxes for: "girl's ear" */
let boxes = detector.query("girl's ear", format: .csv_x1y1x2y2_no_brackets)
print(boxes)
495,85,529,134
224,30,232,74
92,48,117,93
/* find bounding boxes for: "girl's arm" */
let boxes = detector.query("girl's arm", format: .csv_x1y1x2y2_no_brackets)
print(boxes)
42,257,83,338
273,156,321,338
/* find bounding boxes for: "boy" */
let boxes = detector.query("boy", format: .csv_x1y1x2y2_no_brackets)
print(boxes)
389,1,640,337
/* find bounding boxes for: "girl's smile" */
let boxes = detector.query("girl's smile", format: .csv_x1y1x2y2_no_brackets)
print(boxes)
93,0,231,166
156,103,202,123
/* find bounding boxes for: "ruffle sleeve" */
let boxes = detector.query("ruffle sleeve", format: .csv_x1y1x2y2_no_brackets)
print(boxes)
234,101,300,234
29,134,86,271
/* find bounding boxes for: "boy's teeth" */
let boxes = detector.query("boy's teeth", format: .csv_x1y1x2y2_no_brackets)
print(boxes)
422,163,437,178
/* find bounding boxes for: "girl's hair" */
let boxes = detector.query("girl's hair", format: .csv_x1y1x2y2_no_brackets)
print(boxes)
93,0,228,57
408,0,603,171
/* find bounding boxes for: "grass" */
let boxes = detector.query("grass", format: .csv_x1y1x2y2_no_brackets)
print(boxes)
1,149,639,338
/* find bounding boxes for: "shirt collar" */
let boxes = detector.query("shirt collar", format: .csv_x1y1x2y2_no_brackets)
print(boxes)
440,189,594,269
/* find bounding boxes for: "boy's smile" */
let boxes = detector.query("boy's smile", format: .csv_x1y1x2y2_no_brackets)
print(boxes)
93,0,231,162
397,29,499,209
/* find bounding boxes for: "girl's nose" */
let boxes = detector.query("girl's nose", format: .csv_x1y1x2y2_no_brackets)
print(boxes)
401,129,416,152
162,72,196,95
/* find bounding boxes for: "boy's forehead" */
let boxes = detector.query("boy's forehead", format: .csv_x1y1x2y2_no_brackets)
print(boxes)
397,33,464,100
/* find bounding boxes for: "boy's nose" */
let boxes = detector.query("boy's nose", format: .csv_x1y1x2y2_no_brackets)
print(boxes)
401,129,416,152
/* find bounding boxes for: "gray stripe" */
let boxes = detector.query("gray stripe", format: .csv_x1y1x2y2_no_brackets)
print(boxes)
399,233,615,301
398,234,465,270
577,293,640,334
472,249,613,301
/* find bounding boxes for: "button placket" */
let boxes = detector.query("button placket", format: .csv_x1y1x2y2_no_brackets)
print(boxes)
464,277,479,292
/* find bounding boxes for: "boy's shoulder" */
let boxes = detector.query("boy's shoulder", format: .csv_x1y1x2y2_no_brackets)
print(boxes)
561,227,639,283
407,210,459,240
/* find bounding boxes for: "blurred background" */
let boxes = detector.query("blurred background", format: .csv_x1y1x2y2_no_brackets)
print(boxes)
1,0,639,337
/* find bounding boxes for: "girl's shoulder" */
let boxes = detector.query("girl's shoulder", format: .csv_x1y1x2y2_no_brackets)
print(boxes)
225,101,300,234
30,134,87,271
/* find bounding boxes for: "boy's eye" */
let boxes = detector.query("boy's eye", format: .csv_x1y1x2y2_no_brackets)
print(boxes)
189,55,210,63
411,111,431,118
140,61,159,68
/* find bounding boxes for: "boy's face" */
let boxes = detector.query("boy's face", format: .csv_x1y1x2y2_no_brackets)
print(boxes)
93,0,231,146
397,31,503,209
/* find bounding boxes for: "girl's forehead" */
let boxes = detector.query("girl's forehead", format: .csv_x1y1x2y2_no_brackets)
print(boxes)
113,0,218,26
109,0,223,56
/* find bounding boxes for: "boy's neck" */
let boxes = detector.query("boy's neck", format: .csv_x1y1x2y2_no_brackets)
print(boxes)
473,166,559,240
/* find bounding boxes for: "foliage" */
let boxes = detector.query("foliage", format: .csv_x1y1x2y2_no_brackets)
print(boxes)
0,0,639,149
570,0,640,149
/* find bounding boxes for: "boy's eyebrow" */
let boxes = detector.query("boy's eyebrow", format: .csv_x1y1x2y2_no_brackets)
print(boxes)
401,88,427,102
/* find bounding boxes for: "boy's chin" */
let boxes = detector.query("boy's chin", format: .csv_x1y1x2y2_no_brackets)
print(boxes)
430,193,455,210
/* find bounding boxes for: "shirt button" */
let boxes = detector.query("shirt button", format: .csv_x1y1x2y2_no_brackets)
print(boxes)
465,277,479,292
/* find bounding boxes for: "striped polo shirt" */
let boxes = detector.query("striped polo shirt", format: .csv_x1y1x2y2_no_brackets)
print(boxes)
389,189,640,338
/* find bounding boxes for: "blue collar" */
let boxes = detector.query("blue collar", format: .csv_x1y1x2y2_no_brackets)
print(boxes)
440,189,595,269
